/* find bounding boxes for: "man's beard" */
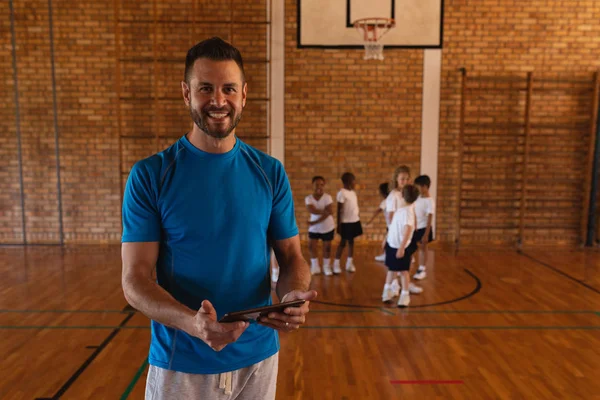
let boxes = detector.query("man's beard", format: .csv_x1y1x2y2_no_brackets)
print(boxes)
189,105,242,139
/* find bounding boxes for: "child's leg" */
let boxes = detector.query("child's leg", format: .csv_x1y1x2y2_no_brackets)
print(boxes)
309,239,321,274
333,238,346,274
322,240,332,274
335,238,346,259
270,250,279,282
323,240,332,260
400,271,410,290
345,239,356,272
382,270,396,302
309,238,318,259
414,242,428,280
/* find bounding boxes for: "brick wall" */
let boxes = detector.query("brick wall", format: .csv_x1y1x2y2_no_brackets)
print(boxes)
438,0,600,244
1,0,269,244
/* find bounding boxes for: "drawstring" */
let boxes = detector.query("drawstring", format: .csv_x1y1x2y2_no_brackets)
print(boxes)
219,371,233,395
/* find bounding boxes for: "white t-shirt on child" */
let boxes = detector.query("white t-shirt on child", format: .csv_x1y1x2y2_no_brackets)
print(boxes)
385,189,406,213
414,196,435,230
305,193,335,233
387,205,415,250
336,188,360,223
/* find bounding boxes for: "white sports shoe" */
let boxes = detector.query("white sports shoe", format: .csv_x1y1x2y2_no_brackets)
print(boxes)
346,263,356,272
333,263,342,274
390,279,401,297
413,269,427,280
323,265,333,276
398,291,410,307
374,253,386,262
408,282,423,294
382,286,394,303
310,265,321,275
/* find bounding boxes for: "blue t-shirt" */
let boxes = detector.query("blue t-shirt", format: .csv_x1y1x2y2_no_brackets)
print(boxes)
122,135,298,374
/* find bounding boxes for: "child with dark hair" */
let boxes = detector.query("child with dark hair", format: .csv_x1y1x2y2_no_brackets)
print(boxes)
305,176,335,275
413,175,436,280
333,172,363,274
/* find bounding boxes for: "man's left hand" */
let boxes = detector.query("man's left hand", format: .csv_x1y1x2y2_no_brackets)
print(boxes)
257,290,317,332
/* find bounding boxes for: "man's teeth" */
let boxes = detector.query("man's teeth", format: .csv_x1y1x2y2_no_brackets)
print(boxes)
208,112,228,118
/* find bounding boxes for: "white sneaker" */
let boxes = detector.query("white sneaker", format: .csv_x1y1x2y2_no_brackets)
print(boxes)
382,286,394,303
413,269,427,280
398,291,410,307
390,279,400,297
374,253,385,262
333,262,342,274
323,265,333,276
408,282,423,294
271,269,279,282
346,263,356,272
310,265,321,275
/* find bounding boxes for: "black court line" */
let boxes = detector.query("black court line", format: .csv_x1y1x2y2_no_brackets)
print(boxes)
36,306,135,400
519,251,600,295
312,268,481,309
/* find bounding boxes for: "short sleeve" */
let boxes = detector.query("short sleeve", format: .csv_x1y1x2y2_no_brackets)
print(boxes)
305,195,312,206
428,198,436,215
336,190,345,203
385,193,396,213
122,161,161,242
268,162,299,241
324,194,334,207
406,206,416,227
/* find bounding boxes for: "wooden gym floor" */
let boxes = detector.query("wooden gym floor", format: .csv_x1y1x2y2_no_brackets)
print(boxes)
1,242,599,399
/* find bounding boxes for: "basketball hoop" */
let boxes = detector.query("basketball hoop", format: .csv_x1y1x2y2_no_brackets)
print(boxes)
352,18,395,60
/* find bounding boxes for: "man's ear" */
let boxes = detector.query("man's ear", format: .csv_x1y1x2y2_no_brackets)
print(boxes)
181,81,191,107
242,82,248,108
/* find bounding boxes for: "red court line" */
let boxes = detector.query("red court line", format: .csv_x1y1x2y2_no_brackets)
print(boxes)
390,380,464,385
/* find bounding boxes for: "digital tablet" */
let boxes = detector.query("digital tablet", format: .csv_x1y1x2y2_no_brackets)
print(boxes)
219,300,306,323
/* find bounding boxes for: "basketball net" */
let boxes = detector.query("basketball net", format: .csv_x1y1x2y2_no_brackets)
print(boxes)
353,18,395,61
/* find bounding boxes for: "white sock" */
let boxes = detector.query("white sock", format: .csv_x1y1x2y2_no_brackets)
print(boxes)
418,265,426,271
383,283,391,291
323,258,331,267
334,259,340,267
401,290,409,295
311,258,319,268
346,257,353,266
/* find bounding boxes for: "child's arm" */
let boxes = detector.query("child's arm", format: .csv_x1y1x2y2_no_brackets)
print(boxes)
337,202,343,232
309,204,333,225
396,225,414,259
306,204,329,215
365,208,382,226
422,213,433,244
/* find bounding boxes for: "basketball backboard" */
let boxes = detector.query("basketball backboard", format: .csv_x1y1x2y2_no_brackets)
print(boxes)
297,0,443,48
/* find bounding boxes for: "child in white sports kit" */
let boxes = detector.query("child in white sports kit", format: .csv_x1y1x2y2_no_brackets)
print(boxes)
333,172,363,274
305,176,335,276
383,185,421,307
413,175,435,280
384,165,422,297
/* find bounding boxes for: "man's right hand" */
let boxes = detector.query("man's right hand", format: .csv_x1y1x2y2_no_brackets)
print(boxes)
191,300,249,352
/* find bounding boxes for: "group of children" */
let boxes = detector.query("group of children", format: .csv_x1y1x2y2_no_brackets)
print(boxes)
271,166,436,307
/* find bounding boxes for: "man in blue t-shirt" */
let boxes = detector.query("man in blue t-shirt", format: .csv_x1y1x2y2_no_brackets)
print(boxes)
121,37,316,400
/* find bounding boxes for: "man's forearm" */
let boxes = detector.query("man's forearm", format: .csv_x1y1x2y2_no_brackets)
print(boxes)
276,256,311,300
123,275,196,334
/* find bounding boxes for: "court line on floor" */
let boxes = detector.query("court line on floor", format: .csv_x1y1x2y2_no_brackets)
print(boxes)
5,325,600,330
519,251,600,295
312,268,481,310
120,357,148,400
35,305,134,400
391,380,464,385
